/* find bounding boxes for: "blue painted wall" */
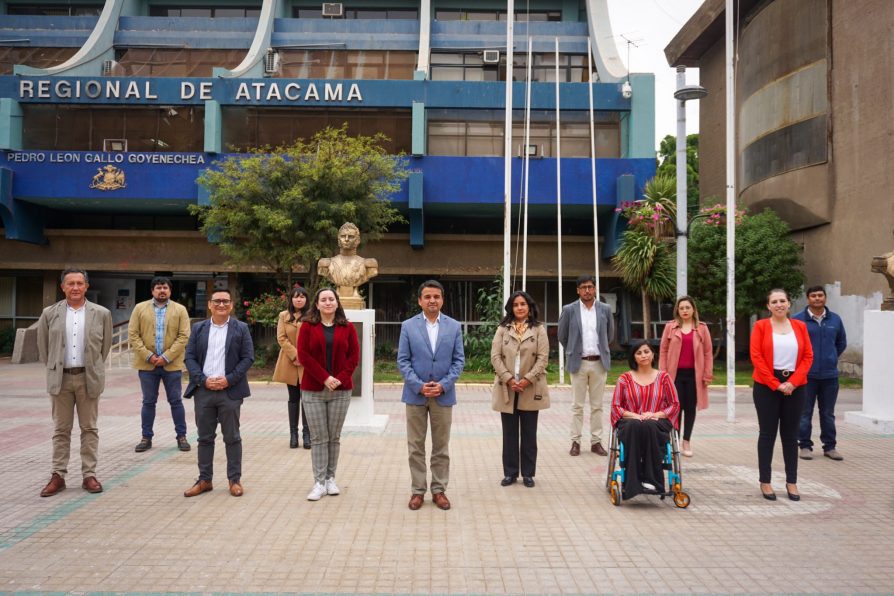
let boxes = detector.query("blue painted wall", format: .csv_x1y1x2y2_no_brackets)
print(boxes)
1,150,653,209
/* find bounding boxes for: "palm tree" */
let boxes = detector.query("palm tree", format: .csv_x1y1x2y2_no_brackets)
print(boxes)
612,230,675,340
612,175,677,339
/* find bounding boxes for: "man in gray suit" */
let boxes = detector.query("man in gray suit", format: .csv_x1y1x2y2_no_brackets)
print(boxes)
37,268,113,497
557,274,614,457
397,280,465,511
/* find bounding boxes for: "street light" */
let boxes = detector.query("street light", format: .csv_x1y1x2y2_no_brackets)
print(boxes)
673,66,707,298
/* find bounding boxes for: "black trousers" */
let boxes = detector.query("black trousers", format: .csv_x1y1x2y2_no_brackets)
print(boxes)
286,383,309,433
194,387,243,483
616,417,672,499
501,393,539,478
753,374,805,484
674,368,697,441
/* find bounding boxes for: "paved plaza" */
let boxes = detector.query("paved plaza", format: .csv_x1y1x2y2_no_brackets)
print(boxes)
0,359,892,595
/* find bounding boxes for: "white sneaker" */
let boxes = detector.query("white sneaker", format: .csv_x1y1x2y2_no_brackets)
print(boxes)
641,482,656,491
325,478,340,496
307,482,327,501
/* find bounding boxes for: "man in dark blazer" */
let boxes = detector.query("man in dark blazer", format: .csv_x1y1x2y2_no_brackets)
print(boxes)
182,289,254,498
557,274,614,457
397,280,465,511
37,268,112,497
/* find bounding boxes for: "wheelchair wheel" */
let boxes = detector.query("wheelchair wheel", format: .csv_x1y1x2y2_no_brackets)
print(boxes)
673,490,690,509
605,453,616,491
610,480,622,506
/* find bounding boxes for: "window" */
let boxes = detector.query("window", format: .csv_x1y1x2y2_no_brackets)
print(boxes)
0,275,43,332
277,50,416,80
430,52,589,83
0,47,78,75
435,10,560,21
294,7,418,19
22,106,205,152
7,4,102,15
222,108,411,153
148,6,261,17
114,48,246,77
427,110,620,158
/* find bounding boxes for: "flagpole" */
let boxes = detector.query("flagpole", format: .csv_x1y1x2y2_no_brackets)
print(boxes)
521,36,533,291
725,0,737,422
587,38,600,295
502,0,515,304
555,37,565,385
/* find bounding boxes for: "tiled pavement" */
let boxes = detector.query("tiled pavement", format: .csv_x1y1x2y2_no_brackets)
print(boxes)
0,360,892,595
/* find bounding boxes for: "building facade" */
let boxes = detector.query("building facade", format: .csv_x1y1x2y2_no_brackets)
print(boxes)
665,0,894,364
0,0,658,349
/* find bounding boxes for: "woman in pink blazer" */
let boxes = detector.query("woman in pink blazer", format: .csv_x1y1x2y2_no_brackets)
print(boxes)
659,296,713,457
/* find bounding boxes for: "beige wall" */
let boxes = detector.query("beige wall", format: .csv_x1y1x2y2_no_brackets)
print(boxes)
0,230,617,281
694,0,894,298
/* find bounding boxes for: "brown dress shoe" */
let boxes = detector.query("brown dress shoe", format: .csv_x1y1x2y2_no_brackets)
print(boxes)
592,442,608,456
40,473,66,497
569,441,581,456
184,479,213,497
432,492,451,510
229,480,243,497
82,476,103,493
408,494,424,510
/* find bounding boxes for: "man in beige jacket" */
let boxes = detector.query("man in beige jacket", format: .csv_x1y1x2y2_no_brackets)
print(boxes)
37,268,112,497
128,276,191,453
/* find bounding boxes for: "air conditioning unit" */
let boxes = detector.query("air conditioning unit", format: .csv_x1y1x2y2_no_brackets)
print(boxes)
482,50,500,64
101,60,121,76
519,144,539,157
264,48,280,74
322,2,343,17
103,139,127,152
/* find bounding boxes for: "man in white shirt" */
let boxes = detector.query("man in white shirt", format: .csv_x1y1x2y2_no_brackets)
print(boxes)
557,275,615,456
37,268,112,497
182,289,254,498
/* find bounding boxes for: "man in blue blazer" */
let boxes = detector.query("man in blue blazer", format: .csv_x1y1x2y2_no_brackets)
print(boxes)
397,280,465,511
558,275,614,457
182,289,254,498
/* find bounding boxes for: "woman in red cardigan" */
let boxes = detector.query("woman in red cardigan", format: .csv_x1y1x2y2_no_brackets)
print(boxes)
750,288,813,502
659,296,714,457
297,288,359,502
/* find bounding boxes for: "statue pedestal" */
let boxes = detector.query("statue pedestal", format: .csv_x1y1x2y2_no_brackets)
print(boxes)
845,310,894,432
343,309,388,433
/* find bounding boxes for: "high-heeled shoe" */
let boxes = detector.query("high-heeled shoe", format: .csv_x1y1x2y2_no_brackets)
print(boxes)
786,484,800,501
760,484,777,501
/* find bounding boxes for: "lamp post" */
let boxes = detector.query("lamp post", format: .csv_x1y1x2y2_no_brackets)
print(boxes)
673,66,707,297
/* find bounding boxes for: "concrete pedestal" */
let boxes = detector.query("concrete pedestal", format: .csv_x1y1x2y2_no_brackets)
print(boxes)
343,309,388,433
845,310,894,432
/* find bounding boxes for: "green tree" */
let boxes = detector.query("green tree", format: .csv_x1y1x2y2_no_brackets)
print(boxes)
191,125,407,288
611,176,677,340
656,133,700,216
688,205,805,317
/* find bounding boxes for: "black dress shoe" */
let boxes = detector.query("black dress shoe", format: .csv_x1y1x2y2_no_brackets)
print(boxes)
760,484,777,501
500,476,516,486
522,477,535,488
786,484,801,501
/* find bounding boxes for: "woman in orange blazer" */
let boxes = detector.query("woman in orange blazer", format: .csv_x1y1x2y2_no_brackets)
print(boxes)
750,288,813,502
659,296,713,457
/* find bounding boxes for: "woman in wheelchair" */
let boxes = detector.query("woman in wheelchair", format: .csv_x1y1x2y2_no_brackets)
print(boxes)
610,340,681,499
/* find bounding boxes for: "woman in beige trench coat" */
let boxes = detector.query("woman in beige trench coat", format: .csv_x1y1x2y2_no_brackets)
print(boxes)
272,286,310,449
491,291,550,488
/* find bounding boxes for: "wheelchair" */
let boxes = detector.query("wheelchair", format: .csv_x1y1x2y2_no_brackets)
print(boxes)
604,424,691,508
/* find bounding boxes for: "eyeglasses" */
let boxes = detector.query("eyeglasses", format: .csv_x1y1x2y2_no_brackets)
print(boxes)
210,299,232,306
578,285,596,291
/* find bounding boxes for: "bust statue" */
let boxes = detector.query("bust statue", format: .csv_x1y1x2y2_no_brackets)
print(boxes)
871,236,894,311
317,222,378,310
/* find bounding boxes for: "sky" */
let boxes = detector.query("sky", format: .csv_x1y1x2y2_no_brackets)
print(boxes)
604,0,705,152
